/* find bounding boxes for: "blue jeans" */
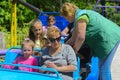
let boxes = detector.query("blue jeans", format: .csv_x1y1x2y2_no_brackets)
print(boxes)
99,40,120,80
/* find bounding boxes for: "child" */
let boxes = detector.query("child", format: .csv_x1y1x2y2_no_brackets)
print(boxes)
28,19,49,56
29,19,48,49
3,39,38,72
42,15,57,39
47,15,56,27
43,15,56,31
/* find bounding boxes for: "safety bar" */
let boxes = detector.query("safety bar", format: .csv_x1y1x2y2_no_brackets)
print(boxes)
0,62,61,79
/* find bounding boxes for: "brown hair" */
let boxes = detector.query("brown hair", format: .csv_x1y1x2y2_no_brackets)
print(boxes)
47,15,55,22
60,2,78,17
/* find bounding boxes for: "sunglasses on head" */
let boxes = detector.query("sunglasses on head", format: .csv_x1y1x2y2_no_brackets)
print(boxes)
49,36,61,43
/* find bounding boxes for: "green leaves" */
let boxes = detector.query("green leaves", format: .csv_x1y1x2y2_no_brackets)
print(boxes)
1,0,119,32
0,0,10,30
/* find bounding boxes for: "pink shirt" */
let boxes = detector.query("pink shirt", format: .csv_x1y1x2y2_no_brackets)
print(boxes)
3,56,38,72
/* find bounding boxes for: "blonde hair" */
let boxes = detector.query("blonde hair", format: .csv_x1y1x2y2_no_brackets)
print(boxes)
21,39,35,50
30,19,42,27
60,2,78,17
29,19,47,48
29,19,43,41
47,26,60,38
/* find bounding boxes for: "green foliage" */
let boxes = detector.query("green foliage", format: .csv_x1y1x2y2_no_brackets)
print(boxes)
1,0,120,48
71,0,96,9
0,0,37,32
0,1,11,31
17,3,37,28
94,0,120,26
1,0,119,31
27,0,62,12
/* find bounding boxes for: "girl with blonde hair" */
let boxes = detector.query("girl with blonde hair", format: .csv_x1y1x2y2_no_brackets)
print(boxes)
3,39,38,72
29,19,48,49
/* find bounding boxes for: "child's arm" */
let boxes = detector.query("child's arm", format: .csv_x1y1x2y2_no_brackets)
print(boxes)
2,57,19,69
2,64,15,69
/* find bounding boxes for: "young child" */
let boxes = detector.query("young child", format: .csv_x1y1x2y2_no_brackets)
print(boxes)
3,39,38,72
28,19,49,56
47,15,56,27
29,19,48,49
42,15,58,34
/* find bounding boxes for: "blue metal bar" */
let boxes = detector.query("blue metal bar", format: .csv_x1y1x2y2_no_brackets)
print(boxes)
39,12,60,16
0,62,61,78
96,6,120,8
104,0,120,2
93,0,101,10
13,0,41,14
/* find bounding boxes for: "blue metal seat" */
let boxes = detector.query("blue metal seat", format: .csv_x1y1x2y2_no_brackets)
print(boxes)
3,46,100,80
4,46,21,63
3,46,82,80
73,57,82,80
86,57,99,80
0,62,63,80
38,15,69,31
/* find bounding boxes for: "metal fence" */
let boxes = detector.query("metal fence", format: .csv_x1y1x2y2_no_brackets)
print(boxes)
1,33,27,49
93,0,120,25
0,32,5,49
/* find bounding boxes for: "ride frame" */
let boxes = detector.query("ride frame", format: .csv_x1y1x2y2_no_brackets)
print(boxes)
10,0,41,47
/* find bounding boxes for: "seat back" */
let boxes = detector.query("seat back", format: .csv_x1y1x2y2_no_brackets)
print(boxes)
38,15,69,31
86,57,99,80
73,57,81,80
4,46,21,63
4,46,42,64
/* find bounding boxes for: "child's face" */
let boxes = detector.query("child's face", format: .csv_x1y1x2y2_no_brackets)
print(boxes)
48,19,55,26
32,23,43,38
22,45,33,58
